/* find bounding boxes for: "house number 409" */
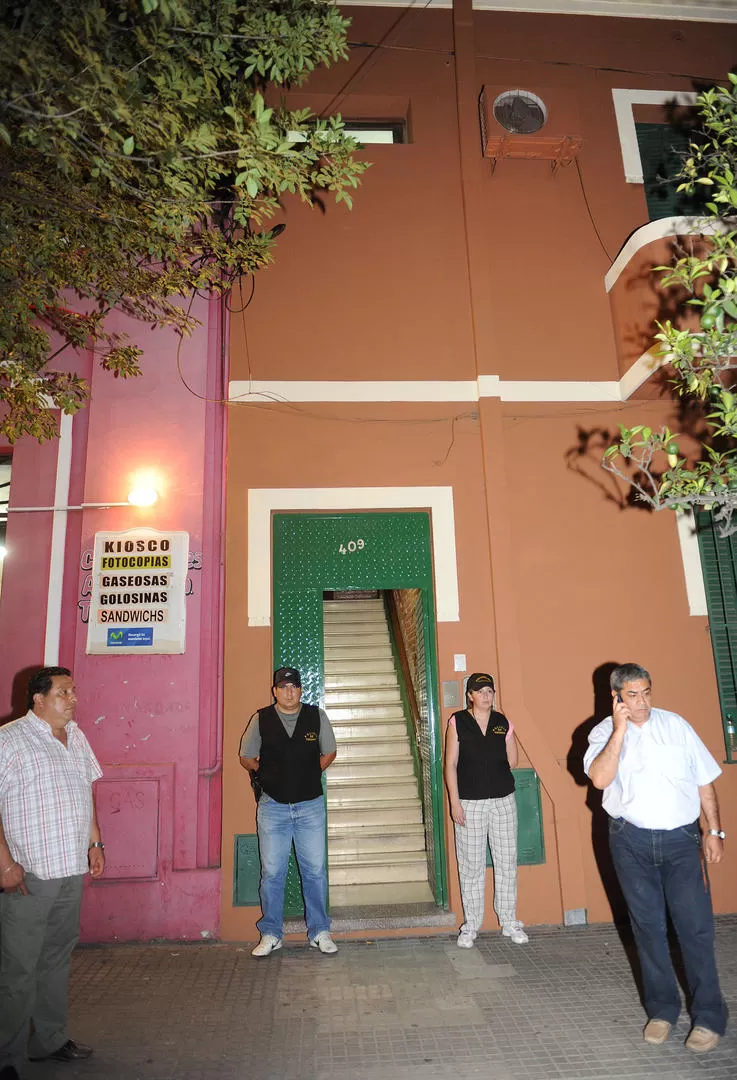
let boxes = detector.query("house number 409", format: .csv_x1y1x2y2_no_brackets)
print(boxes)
338,539,366,555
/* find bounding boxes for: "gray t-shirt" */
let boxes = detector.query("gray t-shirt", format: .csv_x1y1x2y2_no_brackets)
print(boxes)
239,704,336,758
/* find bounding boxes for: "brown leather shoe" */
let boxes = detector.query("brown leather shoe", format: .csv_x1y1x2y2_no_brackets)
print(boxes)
30,1039,93,1062
643,1019,672,1045
685,1026,721,1053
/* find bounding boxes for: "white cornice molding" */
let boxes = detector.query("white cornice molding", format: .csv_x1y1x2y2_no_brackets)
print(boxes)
230,369,656,405
605,215,730,292
340,0,737,23
230,380,478,403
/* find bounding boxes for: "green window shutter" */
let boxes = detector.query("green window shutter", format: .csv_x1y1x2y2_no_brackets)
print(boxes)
696,512,737,763
487,768,545,867
634,123,705,222
234,834,305,914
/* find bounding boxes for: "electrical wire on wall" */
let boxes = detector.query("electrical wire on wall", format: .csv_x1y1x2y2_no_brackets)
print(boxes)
172,1,709,459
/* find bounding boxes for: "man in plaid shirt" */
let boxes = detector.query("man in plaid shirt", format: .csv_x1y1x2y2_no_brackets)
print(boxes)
0,667,104,1079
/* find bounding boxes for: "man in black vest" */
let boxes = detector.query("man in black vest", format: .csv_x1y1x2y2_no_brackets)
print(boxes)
240,668,338,957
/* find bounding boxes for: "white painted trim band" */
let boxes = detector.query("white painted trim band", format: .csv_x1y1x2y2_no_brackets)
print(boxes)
44,412,73,666
230,380,478,403
605,216,727,293
230,374,645,404
248,486,460,626
341,0,737,21
676,509,708,617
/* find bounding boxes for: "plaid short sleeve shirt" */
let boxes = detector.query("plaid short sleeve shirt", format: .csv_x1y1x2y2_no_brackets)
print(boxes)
0,710,103,879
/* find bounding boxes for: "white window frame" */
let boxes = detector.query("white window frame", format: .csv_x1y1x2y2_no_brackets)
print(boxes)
611,88,697,184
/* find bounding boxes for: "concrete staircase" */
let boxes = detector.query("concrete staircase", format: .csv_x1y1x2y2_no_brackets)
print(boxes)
323,597,434,906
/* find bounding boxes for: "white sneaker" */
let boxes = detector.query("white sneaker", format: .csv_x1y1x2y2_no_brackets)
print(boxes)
457,931,475,949
502,923,529,945
251,934,282,957
310,931,338,954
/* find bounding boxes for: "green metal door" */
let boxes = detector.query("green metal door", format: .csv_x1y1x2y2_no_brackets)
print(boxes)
272,511,447,907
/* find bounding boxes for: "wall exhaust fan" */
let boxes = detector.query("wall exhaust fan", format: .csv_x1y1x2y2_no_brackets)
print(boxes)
480,87,582,169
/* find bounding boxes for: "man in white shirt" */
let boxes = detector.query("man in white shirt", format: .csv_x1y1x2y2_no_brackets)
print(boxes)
0,667,104,1080
584,663,727,1054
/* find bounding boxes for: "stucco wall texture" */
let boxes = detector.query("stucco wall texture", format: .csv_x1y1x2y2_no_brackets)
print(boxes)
223,8,737,941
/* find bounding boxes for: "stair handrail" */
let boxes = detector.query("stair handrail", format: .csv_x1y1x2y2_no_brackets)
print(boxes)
385,591,422,749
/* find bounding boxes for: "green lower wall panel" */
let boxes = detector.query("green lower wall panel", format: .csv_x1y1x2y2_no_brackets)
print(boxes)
234,834,305,915
486,769,545,867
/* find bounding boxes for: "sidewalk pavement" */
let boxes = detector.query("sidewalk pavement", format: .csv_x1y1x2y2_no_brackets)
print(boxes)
22,917,737,1080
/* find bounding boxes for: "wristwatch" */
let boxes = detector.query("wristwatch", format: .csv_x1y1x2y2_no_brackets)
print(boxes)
707,829,726,839
89,841,105,850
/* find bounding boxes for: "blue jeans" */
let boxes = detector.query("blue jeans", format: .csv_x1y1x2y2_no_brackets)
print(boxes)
256,793,329,941
609,817,727,1034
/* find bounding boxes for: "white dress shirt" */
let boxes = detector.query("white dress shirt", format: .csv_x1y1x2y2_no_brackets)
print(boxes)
0,710,103,879
583,707,722,829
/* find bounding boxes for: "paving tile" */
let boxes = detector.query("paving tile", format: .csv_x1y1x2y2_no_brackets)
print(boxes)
16,916,737,1079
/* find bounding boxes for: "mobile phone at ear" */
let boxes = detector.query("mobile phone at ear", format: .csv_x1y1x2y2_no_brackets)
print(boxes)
616,693,623,703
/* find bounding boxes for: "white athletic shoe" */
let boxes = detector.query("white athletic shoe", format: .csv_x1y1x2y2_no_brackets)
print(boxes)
502,923,529,945
310,931,338,954
457,931,475,949
251,934,282,957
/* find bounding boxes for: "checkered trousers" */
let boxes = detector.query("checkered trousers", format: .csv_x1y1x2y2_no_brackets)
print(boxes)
454,792,518,935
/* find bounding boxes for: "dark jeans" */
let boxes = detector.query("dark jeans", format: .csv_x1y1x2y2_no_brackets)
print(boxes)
609,817,727,1034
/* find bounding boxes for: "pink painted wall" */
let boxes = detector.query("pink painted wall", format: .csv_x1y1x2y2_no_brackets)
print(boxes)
0,298,225,941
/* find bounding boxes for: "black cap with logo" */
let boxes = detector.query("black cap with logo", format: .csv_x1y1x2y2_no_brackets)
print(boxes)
466,672,495,693
273,667,301,688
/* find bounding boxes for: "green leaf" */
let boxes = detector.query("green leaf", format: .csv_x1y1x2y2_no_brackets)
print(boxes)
122,136,135,155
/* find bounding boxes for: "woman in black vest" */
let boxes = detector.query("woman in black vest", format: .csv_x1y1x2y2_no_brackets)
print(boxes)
444,672,529,947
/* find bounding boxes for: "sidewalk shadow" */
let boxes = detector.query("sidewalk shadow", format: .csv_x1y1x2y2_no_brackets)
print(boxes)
568,661,629,927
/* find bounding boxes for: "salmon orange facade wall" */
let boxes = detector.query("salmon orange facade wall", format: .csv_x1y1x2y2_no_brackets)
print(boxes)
2,4,736,945
222,6,737,941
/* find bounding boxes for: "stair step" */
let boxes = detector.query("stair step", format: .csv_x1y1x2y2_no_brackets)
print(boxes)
324,620,389,633
328,824,426,855
324,649,393,665
330,760,416,781
324,659,395,675
330,855,429,885
329,882,435,906
324,672,396,689
325,688,401,706
329,705,405,721
327,803,424,827
324,613,386,630
334,722,408,740
336,738,411,759
323,599,384,610
327,777,419,801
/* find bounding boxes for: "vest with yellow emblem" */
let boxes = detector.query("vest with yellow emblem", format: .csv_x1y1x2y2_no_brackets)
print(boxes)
454,708,515,799
257,704,323,804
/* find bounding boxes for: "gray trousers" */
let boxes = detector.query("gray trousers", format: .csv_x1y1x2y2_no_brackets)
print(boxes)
0,873,84,1071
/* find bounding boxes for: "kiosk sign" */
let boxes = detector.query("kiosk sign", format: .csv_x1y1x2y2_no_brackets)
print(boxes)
86,529,188,654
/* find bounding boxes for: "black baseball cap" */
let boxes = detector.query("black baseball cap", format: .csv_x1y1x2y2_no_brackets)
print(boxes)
466,672,495,693
273,667,301,688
